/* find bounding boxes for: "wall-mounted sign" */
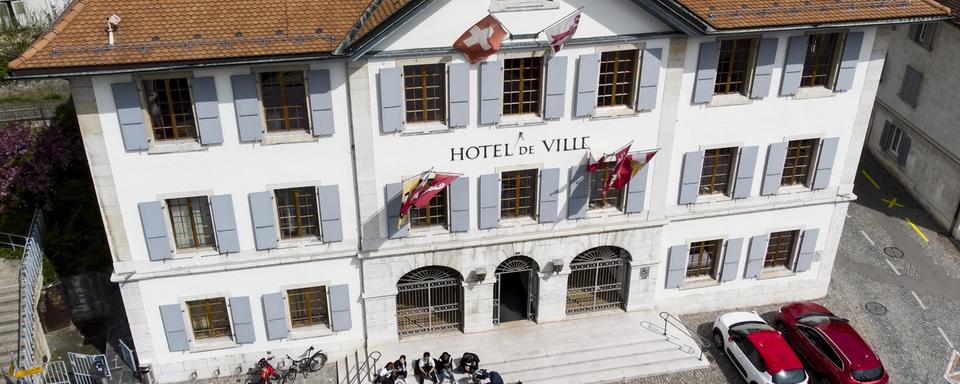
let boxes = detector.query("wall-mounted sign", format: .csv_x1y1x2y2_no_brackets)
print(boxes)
450,135,590,162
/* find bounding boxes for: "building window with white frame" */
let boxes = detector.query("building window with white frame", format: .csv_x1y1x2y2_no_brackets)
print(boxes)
588,162,623,211
410,186,448,229
699,147,737,196
142,77,197,141
260,71,309,133
596,50,639,108
186,297,232,340
500,169,538,220
166,196,216,250
765,230,800,269
287,286,329,328
781,139,820,188
275,187,320,239
502,57,543,116
800,33,843,88
714,38,757,96
403,64,446,124
687,239,722,280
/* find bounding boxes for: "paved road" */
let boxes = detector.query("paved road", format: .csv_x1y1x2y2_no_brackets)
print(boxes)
626,151,960,384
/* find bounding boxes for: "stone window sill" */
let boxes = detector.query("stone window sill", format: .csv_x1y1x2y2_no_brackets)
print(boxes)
498,217,538,228
793,86,837,100
289,324,333,340
680,276,720,291
585,207,624,219
261,131,316,146
498,114,544,128
776,184,813,195
695,193,732,204
401,122,450,135
173,247,220,259
707,93,752,108
189,337,237,353
278,237,325,249
591,106,637,120
408,225,450,238
489,0,559,12
758,266,796,280
148,139,203,154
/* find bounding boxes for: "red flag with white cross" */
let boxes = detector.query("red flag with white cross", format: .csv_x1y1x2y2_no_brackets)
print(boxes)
453,15,509,64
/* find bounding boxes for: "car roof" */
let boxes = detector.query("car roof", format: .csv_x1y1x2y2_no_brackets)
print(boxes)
746,330,805,372
813,320,882,369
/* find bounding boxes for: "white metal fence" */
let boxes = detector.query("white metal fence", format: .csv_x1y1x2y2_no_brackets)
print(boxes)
17,210,48,383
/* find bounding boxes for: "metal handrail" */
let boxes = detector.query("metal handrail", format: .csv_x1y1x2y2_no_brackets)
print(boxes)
659,311,710,361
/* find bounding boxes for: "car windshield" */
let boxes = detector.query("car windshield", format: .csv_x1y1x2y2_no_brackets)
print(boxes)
797,313,843,325
730,321,773,335
772,369,807,384
852,367,884,382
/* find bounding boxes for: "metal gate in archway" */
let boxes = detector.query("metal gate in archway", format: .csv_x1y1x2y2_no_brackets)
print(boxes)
566,247,630,314
396,267,463,336
493,256,539,324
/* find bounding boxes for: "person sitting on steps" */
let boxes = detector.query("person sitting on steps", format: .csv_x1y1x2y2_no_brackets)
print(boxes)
394,355,408,380
415,352,438,384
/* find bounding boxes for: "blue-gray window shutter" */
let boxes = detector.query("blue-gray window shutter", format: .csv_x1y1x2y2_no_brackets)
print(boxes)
733,146,759,199
678,151,703,205
231,75,263,142
248,192,278,250
812,138,839,190
448,63,470,127
192,77,223,145
625,164,650,213
318,185,343,242
761,143,788,196
138,201,171,261
835,32,864,92
261,293,288,340
480,61,502,125
449,177,469,232
666,245,688,289
379,67,403,133
308,69,335,137
780,36,808,96
796,229,819,272
637,48,662,111
544,56,568,119
159,304,188,352
538,168,559,223
898,66,922,107
229,297,255,344
897,134,911,166
574,54,599,117
879,121,895,150
744,235,768,279
211,195,240,254
479,174,500,229
385,183,408,238
693,41,719,104
111,82,149,151
751,38,778,99
721,238,743,282
329,284,352,332
567,165,589,219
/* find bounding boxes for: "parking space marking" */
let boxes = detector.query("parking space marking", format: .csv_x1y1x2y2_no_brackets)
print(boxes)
911,290,928,310
861,170,881,189
884,258,902,276
882,197,904,208
906,218,930,242
939,327,956,350
860,231,876,246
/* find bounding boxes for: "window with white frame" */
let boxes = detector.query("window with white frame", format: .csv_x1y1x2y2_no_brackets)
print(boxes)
274,187,320,239
287,286,330,329
141,77,198,141
166,196,216,250
403,63,447,124
186,297,232,340
687,239,723,280
764,230,800,270
888,127,904,154
259,71,310,133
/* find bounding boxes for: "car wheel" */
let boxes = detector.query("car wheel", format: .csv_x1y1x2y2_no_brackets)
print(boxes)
712,329,724,349
775,321,788,334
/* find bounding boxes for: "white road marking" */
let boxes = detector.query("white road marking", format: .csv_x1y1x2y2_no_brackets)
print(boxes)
939,327,956,350
860,230,876,246
911,290,928,310
884,258,902,276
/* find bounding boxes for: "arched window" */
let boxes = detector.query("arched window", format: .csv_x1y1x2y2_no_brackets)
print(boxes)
566,247,631,314
396,266,463,336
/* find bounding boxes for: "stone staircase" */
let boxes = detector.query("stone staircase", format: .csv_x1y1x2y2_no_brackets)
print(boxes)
0,283,20,368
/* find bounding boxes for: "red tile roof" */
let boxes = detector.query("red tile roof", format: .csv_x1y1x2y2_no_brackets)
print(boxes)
672,0,951,30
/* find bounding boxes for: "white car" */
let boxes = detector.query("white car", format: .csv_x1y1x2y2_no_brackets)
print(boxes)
712,312,809,384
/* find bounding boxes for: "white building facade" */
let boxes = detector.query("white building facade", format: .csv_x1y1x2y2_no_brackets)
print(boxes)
6,0,948,382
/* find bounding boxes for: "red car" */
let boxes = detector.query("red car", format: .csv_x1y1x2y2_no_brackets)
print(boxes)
775,302,888,384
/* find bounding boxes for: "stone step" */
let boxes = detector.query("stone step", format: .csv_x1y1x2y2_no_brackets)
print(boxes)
0,311,18,325
0,287,19,304
514,347,706,384
0,331,17,347
488,336,692,375
0,321,17,334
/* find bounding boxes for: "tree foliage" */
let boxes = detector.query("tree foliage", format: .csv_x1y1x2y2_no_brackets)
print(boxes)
0,23,45,81
0,117,78,214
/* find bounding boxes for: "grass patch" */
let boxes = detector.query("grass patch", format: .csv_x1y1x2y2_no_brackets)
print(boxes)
0,93,64,103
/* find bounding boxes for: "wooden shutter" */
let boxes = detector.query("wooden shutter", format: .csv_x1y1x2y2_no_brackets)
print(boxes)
211,194,240,254
479,174,500,229
761,143,788,196
318,185,343,243
480,61,502,125
229,297,255,344
449,177,469,232
751,38,778,99
567,165,589,219
138,201,172,261
733,146,759,199
159,304,188,352
574,54,599,117
378,67,403,133
665,245,688,289
538,168,560,223
261,293,288,340
743,235,768,279
721,238,743,282
897,134,912,166
385,183,409,238
329,284,352,332
230,74,263,142
898,66,923,107
693,41,719,104
192,77,223,145
544,56,568,119
111,82,149,151
835,32,864,92
795,229,819,272
879,121,895,150
636,48,662,111
308,69,335,137
625,164,650,213
448,63,470,128
678,151,703,205
812,138,839,190
248,191,278,250
780,36,808,96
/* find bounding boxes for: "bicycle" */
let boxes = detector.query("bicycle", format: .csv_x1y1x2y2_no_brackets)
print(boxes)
276,346,327,384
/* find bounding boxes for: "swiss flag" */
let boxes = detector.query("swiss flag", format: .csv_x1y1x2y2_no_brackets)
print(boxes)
453,15,509,64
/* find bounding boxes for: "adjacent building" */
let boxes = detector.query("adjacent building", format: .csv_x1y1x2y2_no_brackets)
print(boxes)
6,0,949,382
0,0,69,27
868,1,960,238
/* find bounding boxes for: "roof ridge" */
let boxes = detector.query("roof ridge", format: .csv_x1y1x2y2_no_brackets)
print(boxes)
334,0,385,55
8,0,88,71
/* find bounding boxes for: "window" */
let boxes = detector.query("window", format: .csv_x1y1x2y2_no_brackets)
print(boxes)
410,186,448,228
800,33,842,88
781,139,819,187
588,162,624,210
186,298,231,340
800,327,843,369
142,78,197,141
687,239,722,279
699,147,736,196
260,71,309,132
403,64,446,123
275,187,320,239
714,38,757,96
500,169,538,219
889,128,903,154
287,286,329,328
166,196,216,250
596,50,639,108
765,230,799,269
909,23,936,50
736,338,768,372
502,57,543,116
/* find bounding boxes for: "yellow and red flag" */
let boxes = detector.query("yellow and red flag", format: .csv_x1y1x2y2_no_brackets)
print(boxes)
398,171,461,227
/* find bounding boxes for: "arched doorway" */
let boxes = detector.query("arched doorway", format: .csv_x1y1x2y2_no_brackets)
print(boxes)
493,256,539,324
396,266,463,336
566,246,631,314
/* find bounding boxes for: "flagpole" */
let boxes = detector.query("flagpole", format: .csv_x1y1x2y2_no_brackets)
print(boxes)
534,6,585,38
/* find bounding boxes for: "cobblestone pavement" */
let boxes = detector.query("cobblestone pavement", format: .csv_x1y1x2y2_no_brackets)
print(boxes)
621,152,960,383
